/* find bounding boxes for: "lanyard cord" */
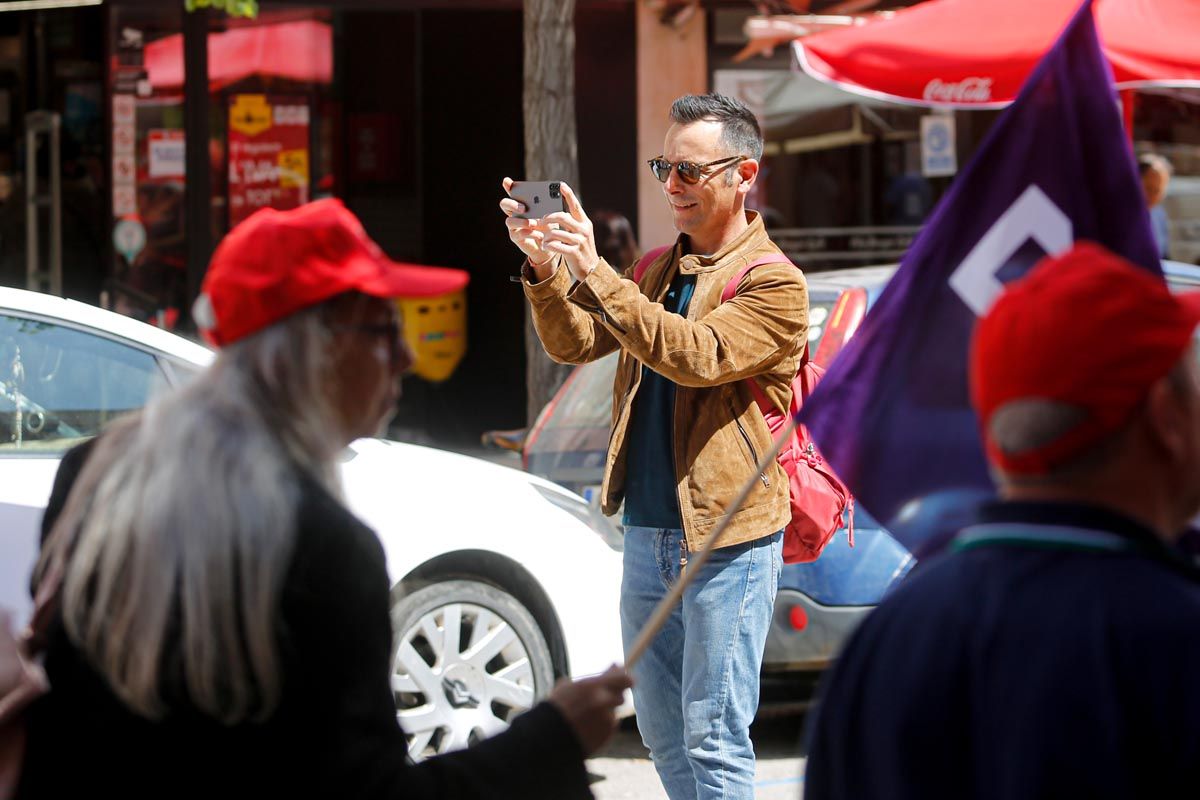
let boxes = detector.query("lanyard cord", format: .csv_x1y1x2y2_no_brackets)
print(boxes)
952,523,1200,583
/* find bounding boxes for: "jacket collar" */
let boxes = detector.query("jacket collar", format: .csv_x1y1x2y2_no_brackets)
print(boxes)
675,210,768,274
964,499,1200,580
976,500,1161,546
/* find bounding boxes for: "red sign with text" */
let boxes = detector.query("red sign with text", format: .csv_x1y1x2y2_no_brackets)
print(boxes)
227,94,311,227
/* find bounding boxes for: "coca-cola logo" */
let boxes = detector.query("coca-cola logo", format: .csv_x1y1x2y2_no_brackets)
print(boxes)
923,77,993,104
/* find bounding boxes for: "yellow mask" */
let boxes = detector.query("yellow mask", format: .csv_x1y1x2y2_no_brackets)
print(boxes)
397,290,467,383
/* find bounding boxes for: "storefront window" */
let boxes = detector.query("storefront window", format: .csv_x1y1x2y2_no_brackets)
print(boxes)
208,11,333,233
0,8,105,302
106,3,186,325
106,5,333,327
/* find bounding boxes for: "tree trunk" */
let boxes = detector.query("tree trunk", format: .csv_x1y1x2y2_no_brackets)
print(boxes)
522,0,578,426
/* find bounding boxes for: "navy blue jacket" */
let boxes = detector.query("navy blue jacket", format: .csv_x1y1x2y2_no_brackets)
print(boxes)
805,501,1200,799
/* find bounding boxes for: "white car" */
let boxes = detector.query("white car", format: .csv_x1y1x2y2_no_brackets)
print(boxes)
0,286,628,759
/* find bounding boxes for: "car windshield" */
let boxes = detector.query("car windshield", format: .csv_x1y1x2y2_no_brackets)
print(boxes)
807,294,838,353
0,313,169,453
527,353,618,459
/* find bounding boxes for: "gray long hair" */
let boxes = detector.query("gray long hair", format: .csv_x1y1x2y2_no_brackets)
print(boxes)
36,303,344,724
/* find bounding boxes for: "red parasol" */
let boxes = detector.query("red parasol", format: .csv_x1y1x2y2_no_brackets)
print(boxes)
145,20,333,92
793,0,1200,108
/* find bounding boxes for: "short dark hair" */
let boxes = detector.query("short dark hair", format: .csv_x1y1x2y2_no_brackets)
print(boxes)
669,93,763,161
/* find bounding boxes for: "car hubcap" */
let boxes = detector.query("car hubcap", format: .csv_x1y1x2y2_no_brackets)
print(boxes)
392,602,537,760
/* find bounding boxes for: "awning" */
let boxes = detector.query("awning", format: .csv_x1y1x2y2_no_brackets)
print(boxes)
792,0,1200,109
714,67,919,155
145,19,333,91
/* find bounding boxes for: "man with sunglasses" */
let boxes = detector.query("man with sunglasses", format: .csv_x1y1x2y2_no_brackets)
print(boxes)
500,93,808,800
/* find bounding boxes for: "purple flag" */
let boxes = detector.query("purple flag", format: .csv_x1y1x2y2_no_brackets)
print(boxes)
800,0,1160,530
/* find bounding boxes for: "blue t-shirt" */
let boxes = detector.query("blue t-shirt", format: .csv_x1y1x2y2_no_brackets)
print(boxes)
623,271,696,529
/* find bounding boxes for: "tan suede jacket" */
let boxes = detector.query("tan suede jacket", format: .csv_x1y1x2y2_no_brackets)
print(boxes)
523,212,809,552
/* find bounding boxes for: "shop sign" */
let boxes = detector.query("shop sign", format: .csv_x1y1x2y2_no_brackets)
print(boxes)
112,94,135,124
112,186,136,217
921,114,957,178
111,94,138,216
117,27,144,52
228,95,310,227
184,0,259,20
113,217,147,265
112,121,135,156
923,77,992,105
148,129,185,179
229,94,272,137
114,66,150,97
113,154,136,183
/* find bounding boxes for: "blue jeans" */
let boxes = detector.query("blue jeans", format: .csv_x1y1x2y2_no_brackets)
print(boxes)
621,526,783,800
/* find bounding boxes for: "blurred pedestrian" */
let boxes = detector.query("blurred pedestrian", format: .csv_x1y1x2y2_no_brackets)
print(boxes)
805,242,1200,800
17,199,631,799
500,92,808,800
1139,152,1173,258
591,209,640,271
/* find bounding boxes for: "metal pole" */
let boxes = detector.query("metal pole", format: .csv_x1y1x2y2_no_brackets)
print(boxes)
48,113,61,296
23,113,62,297
183,7,212,320
24,120,37,292
24,110,61,295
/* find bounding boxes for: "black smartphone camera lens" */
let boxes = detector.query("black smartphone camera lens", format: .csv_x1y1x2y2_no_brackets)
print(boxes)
549,182,561,199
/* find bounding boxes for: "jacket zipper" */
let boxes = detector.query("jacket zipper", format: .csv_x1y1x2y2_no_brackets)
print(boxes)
730,398,770,488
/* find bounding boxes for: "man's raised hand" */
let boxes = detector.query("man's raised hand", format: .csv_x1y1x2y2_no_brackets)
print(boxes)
499,177,555,280
541,183,600,282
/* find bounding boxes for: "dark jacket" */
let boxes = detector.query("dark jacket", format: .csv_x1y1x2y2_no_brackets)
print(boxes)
805,501,1200,800
18,441,592,800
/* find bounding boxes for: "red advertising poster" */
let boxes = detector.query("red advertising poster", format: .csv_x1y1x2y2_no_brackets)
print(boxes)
227,94,310,227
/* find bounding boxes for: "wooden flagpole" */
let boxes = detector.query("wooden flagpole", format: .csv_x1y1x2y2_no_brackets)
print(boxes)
624,414,799,669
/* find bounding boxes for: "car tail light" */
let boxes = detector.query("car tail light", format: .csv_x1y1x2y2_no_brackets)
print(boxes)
813,287,868,367
788,605,809,631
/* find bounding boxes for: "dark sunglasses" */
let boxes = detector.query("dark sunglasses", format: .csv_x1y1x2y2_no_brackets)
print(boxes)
647,155,748,185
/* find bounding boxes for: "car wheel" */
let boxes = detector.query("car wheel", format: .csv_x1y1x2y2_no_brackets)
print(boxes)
390,579,554,761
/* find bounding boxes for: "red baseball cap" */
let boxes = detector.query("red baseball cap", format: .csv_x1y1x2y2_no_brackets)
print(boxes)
970,241,1200,475
194,199,469,347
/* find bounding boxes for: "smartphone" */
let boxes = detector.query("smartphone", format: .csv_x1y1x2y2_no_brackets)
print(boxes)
508,180,566,220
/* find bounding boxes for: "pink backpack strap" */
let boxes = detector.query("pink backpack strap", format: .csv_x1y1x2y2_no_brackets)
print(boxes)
719,254,795,302
721,253,806,419
632,245,672,284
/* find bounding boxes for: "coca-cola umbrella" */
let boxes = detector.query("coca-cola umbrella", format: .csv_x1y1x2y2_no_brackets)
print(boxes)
792,0,1200,108
145,20,333,92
